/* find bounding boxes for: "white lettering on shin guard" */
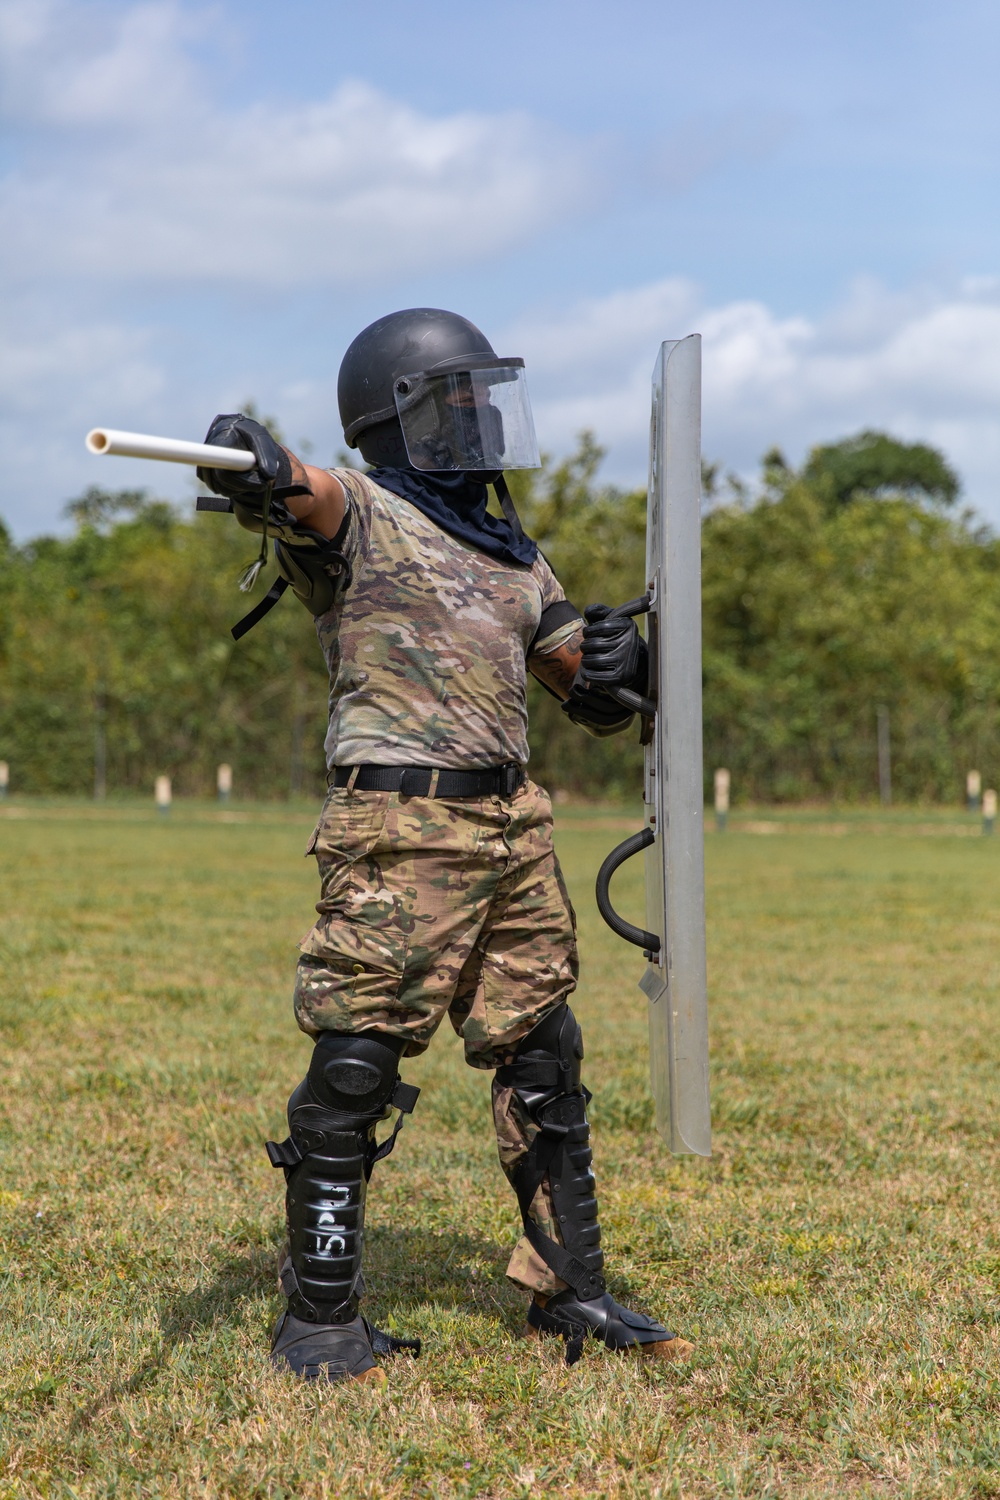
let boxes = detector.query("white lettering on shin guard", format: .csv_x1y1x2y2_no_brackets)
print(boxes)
311,1186,352,1258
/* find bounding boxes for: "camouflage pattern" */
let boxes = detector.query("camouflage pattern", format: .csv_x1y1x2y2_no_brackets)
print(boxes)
293,775,577,1294
493,1081,570,1296
295,777,577,1061
315,469,579,771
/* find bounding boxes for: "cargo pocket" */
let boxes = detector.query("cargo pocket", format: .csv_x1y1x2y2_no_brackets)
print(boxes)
307,789,391,917
295,921,410,1037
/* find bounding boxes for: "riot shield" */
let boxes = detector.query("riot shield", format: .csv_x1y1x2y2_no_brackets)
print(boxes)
594,336,711,1155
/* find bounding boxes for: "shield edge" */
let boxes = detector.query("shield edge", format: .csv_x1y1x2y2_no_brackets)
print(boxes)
641,336,711,1156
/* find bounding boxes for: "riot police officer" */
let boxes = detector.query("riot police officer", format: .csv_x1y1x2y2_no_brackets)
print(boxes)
199,308,693,1382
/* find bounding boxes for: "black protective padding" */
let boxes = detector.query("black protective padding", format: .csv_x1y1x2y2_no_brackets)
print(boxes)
265,1032,418,1325
273,534,352,617
199,478,352,636
270,1304,421,1380
271,1309,379,1381
307,1032,404,1116
280,1109,369,1323
495,1004,606,1301
526,1289,674,1366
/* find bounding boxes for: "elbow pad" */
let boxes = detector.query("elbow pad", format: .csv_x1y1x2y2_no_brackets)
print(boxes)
273,534,352,616
227,494,353,617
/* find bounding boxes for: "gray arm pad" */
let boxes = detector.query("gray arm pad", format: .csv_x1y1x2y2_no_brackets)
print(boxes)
273,536,351,616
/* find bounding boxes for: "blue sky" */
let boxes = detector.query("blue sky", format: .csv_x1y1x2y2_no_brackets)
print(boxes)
3,0,1000,536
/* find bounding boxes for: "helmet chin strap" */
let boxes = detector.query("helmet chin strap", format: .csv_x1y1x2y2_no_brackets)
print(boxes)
492,473,528,547
442,468,528,549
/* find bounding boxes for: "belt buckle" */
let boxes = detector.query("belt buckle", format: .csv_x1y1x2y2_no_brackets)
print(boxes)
499,763,521,798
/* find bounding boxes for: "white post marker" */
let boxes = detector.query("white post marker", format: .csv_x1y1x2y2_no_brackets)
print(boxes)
714,768,730,833
217,763,233,803
155,775,172,815
983,788,996,836
85,428,256,471
0,761,8,799
967,769,982,814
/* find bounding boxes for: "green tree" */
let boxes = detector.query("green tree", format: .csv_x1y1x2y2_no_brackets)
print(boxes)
2,430,996,805
801,430,960,511
702,452,1000,800
0,487,330,797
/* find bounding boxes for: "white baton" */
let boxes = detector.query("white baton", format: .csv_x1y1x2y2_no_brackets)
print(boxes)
85,427,257,472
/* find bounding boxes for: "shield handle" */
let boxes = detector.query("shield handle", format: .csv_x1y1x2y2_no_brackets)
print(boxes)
595,828,661,960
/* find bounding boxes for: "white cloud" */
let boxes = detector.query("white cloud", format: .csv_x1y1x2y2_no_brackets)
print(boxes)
0,0,202,126
7,274,1000,539
3,2,999,536
509,275,1000,519
0,0,596,287
0,310,175,535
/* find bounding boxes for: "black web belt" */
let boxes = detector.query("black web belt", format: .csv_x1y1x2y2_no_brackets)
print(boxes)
330,763,525,799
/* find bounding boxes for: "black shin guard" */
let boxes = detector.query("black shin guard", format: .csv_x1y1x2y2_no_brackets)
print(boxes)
496,1005,606,1303
497,1005,677,1365
266,1032,421,1359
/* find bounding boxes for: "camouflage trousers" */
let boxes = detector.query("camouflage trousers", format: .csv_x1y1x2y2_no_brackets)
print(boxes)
294,776,578,1295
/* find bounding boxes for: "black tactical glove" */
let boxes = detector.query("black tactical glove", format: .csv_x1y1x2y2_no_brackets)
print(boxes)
561,677,634,737
196,413,310,505
580,603,648,692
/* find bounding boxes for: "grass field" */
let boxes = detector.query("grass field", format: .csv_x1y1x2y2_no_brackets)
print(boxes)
2,798,1000,1498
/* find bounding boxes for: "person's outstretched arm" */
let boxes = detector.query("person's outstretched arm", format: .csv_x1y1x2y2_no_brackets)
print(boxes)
281,457,347,539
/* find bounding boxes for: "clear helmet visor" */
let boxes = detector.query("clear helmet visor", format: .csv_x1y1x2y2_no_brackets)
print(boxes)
393,362,540,472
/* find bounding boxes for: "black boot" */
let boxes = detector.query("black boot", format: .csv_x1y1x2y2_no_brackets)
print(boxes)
496,1004,693,1366
525,1290,692,1364
265,1031,422,1382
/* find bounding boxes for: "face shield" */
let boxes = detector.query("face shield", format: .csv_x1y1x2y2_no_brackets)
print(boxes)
392,357,540,472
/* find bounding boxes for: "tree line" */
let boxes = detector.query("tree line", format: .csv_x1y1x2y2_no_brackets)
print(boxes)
0,426,996,804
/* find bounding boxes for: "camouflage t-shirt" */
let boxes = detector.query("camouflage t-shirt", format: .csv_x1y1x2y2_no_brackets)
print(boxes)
315,469,581,769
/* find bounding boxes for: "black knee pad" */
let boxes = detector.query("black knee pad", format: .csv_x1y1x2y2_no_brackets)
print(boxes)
497,1003,584,1101
517,1002,582,1061
304,1031,405,1117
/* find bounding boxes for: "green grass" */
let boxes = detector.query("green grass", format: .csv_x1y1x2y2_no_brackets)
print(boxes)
2,798,1000,1498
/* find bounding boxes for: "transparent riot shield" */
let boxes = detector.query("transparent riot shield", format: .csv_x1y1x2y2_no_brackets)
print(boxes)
594,336,710,1154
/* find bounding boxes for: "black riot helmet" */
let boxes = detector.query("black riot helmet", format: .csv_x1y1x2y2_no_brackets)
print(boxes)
337,308,540,473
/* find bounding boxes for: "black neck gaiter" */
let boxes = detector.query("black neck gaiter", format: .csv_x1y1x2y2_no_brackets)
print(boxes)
367,467,538,568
